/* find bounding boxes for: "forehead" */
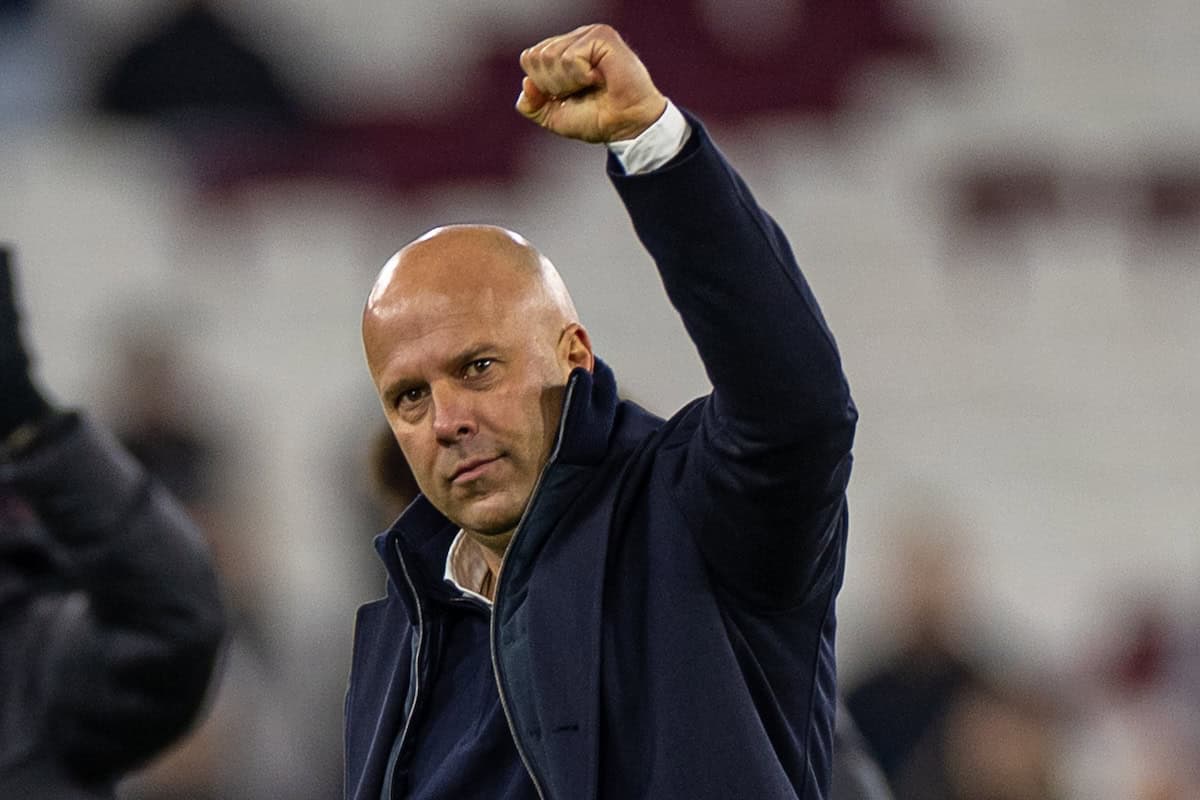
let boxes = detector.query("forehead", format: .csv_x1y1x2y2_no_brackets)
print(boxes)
366,277,537,383
364,229,552,380
373,247,536,333
379,288,516,347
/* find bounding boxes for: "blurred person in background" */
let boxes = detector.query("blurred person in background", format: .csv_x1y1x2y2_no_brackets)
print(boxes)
113,335,318,800
0,246,226,798
368,424,421,522
1059,598,1200,800
846,534,982,786
349,24,857,800
846,521,1062,800
897,680,1060,800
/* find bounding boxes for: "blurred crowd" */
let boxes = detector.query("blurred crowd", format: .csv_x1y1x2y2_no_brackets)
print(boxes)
3,1,1197,798
845,527,1200,799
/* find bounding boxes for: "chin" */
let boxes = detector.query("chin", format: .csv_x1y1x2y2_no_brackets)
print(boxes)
456,497,525,537
463,513,523,538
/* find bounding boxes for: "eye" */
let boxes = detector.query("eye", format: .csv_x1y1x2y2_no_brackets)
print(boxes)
464,358,494,378
395,386,428,409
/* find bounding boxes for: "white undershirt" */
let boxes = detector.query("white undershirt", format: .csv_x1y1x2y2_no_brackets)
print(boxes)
444,529,495,606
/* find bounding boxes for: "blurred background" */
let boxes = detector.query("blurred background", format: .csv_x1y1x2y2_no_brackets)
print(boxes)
3,0,1198,797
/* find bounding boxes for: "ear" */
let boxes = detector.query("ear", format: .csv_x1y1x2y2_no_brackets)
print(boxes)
558,323,594,375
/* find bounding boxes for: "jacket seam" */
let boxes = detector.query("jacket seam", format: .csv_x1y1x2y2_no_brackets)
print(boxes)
801,583,839,800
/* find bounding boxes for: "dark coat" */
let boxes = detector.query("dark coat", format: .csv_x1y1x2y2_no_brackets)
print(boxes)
0,414,225,798
345,116,857,800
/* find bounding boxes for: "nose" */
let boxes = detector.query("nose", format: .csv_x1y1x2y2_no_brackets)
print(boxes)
430,384,477,444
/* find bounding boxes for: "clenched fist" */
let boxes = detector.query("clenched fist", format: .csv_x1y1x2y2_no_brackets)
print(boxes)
515,24,667,144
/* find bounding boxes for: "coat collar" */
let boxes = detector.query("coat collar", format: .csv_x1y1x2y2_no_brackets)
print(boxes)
552,357,619,467
373,357,621,614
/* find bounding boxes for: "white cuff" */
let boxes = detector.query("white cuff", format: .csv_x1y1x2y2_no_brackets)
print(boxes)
607,100,691,175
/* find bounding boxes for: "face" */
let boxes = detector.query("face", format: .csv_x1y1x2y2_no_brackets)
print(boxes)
363,228,591,543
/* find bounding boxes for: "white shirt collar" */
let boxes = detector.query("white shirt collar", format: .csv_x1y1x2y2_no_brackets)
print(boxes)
443,529,494,607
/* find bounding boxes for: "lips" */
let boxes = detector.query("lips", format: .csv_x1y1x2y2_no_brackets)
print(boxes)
450,456,501,483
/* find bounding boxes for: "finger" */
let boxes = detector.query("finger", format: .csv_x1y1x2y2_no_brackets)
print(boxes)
521,38,572,98
551,25,619,97
557,30,607,92
521,26,604,99
519,24,595,75
543,24,599,66
519,31,576,87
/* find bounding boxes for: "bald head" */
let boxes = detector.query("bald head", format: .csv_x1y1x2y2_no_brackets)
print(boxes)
360,224,594,544
365,225,577,334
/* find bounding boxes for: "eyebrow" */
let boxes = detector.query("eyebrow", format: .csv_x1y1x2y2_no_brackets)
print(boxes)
448,341,500,368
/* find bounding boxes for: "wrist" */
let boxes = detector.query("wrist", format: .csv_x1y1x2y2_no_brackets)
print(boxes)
611,95,669,143
607,100,691,175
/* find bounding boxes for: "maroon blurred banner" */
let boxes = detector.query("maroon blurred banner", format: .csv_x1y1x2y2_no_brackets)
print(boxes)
192,0,943,197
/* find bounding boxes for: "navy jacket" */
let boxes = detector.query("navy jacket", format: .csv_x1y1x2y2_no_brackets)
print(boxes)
0,413,225,798
345,117,857,800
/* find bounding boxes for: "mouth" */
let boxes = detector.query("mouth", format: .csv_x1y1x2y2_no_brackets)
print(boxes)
450,456,501,484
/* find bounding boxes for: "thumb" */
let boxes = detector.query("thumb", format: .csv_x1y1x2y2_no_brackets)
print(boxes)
515,76,550,118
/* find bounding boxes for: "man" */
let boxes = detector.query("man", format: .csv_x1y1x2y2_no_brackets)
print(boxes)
364,435,891,800
0,248,226,797
349,24,858,800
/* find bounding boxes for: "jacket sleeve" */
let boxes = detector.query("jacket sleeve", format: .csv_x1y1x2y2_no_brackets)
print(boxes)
6,412,226,779
609,114,857,609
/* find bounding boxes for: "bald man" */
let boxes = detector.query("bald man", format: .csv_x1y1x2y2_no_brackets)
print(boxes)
347,25,858,800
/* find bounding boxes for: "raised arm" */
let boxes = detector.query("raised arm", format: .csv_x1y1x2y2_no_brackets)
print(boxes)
517,26,857,608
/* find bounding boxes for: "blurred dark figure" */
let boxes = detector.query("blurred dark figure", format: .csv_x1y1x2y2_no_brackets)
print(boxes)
117,353,216,508
368,425,419,520
846,535,981,784
0,246,226,797
847,529,1061,800
97,0,301,126
896,681,1059,800
105,337,309,799
107,337,252,614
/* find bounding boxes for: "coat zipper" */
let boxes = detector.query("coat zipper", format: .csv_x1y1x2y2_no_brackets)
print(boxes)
489,373,580,800
383,538,427,798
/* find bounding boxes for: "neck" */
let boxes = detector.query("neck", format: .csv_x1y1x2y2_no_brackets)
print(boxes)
465,528,512,601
